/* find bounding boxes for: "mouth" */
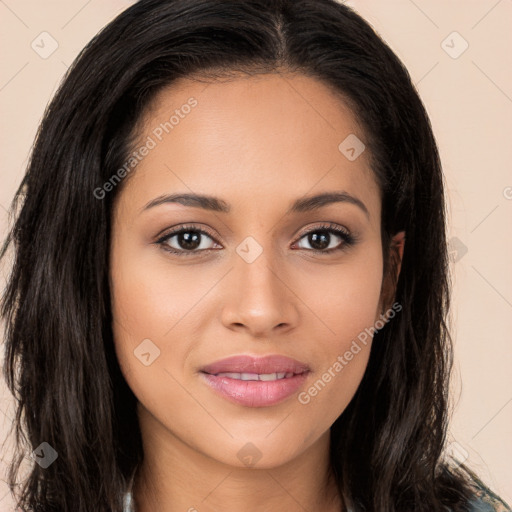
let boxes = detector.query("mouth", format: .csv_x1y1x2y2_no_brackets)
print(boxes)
199,354,310,407
206,371,299,381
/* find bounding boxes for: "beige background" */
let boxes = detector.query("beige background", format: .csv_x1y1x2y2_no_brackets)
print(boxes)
1,0,511,509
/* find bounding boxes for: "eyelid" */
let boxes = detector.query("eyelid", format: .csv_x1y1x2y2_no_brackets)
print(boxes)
293,222,351,241
154,223,217,241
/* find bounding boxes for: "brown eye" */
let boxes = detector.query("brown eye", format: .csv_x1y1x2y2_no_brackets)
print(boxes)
156,225,220,256
293,224,356,254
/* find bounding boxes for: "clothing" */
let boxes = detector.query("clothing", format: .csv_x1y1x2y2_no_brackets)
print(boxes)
465,474,511,512
123,491,133,512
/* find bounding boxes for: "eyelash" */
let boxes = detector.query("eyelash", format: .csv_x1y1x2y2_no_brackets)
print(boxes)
155,222,357,257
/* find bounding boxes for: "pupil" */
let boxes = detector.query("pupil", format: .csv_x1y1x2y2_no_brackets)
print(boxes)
310,231,329,250
179,231,201,250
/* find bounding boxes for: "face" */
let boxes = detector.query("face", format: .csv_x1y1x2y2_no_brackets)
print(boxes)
110,72,402,469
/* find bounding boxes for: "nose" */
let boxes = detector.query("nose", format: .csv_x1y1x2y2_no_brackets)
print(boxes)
220,251,300,339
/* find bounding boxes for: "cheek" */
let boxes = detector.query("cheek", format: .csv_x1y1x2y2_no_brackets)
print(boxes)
110,209,222,339
301,244,384,345
293,248,383,424
109,232,232,421
109,237,199,374
111,255,205,341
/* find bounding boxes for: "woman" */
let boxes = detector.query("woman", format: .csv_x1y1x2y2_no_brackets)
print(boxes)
1,0,510,511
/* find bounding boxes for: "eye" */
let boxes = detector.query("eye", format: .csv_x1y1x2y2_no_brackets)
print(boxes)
155,224,220,256
293,223,356,254
155,222,357,257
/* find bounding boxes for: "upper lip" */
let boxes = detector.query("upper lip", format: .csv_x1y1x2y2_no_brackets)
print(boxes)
200,355,310,375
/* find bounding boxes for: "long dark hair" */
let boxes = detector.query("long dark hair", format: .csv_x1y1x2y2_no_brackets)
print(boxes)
0,0,484,510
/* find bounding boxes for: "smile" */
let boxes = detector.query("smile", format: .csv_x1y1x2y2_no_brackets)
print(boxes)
199,354,311,407
212,372,296,380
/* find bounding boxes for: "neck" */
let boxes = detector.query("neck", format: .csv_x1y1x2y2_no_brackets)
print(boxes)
131,406,343,512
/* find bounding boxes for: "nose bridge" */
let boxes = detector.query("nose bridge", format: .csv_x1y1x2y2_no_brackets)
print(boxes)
221,236,298,335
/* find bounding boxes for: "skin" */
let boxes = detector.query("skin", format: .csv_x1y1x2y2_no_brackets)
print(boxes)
110,71,405,512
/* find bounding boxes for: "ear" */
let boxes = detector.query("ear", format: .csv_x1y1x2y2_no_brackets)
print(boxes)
378,230,406,316
392,230,405,276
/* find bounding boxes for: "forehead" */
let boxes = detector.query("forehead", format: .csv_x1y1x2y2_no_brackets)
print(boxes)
121,72,380,223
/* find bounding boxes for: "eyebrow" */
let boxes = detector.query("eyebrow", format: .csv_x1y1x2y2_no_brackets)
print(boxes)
142,191,370,219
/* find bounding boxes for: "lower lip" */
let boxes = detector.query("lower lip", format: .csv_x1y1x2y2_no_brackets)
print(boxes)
200,372,309,407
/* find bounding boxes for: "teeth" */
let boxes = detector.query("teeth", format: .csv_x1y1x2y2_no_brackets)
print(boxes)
215,372,294,381
241,373,259,380
220,372,241,379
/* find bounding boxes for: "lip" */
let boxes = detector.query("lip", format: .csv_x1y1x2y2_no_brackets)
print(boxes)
201,354,310,375
199,355,310,408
